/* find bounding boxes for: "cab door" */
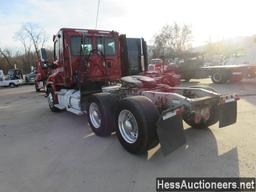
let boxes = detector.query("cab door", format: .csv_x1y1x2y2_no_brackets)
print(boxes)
87,36,120,81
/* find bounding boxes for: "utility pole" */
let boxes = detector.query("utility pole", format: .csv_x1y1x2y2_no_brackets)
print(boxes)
95,0,101,29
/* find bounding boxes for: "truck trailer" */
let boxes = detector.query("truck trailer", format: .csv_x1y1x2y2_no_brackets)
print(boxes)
177,57,256,83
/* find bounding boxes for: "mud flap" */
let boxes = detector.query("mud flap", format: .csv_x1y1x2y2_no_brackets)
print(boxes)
219,101,237,128
156,108,186,156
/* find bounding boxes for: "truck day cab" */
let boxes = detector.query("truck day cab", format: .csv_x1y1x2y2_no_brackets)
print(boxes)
41,28,239,156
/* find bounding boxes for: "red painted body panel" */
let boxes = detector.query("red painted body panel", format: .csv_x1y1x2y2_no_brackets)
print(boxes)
47,28,182,91
35,60,49,82
229,68,243,82
35,59,51,90
47,28,122,91
144,62,181,87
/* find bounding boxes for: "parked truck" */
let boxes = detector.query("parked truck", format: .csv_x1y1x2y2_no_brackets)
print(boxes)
177,56,256,83
0,69,23,88
204,64,256,83
146,58,181,87
35,56,50,92
25,69,36,84
41,28,238,156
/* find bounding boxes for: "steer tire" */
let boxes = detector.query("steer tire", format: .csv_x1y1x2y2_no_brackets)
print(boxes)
87,93,119,137
116,96,160,155
47,87,60,112
35,83,40,92
211,71,228,84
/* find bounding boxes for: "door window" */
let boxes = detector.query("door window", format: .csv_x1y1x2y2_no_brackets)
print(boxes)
71,36,92,56
96,37,116,56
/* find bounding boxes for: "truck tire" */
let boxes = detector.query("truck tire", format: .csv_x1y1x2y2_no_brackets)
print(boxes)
9,83,16,88
211,71,228,84
116,96,160,154
47,87,60,112
35,83,40,92
87,93,119,137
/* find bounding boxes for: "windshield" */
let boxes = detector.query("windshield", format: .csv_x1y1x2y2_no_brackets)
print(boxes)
7,69,14,76
70,36,116,56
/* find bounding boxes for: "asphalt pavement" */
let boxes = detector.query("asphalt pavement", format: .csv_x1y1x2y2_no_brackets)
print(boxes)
0,79,255,192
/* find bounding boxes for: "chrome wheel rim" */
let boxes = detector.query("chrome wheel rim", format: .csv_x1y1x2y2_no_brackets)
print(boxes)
213,73,222,82
118,109,138,144
89,102,101,128
48,92,54,107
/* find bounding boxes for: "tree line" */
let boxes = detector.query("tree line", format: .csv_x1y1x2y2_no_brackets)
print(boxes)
151,23,193,60
0,22,194,74
150,23,247,65
0,23,50,74
0,22,246,74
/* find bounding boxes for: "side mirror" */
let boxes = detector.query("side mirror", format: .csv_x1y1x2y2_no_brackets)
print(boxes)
40,62,48,69
40,48,50,69
40,48,48,63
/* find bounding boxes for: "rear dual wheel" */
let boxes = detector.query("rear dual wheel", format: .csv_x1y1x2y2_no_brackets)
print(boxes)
87,93,118,137
87,95,160,154
116,96,160,154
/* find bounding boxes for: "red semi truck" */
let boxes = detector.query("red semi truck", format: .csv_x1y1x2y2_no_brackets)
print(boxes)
41,28,238,155
34,53,51,92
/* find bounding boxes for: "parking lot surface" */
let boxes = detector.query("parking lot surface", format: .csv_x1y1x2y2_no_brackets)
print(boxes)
0,79,256,192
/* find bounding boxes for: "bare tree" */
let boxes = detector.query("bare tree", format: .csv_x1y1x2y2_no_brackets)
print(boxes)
15,23,48,60
180,25,192,50
15,27,33,71
0,48,12,68
152,23,192,59
14,23,49,72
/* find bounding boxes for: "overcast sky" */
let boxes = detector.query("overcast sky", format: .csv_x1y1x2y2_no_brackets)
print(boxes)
1,0,256,50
